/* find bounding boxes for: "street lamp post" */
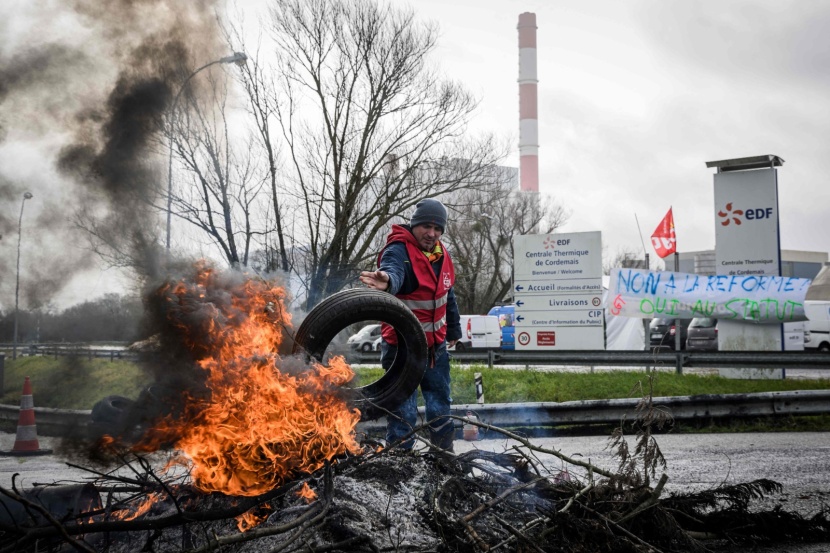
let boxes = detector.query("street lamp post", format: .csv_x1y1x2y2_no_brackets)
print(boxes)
13,191,33,360
166,52,248,251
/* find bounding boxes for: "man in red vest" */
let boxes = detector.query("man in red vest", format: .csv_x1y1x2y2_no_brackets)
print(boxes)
360,199,462,451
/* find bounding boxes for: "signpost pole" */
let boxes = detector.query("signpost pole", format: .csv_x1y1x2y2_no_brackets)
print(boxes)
643,253,651,359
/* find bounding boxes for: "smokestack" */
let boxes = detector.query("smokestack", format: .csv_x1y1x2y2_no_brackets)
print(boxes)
517,12,539,193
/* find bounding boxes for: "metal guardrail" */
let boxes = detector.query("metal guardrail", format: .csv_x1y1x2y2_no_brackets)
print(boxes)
0,345,137,362
356,390,830,433
0,405,91,437
349,349,830,370
2,390,828,438
4,345,828,368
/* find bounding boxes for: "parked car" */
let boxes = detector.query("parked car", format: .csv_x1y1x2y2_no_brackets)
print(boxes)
451,315,501,351
686,317,718,351
648,317,691,350
372,336,382,352
347,323,381,352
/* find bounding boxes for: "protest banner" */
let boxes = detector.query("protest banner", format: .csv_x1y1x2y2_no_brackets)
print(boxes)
607,268,810,323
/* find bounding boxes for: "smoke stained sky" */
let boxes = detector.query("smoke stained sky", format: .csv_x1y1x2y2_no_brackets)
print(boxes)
3,0,830,312
0,0,226,311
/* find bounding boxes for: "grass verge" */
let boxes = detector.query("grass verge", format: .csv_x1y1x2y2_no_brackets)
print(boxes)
352,363,830,404
352,362,830,433
0,356,151,409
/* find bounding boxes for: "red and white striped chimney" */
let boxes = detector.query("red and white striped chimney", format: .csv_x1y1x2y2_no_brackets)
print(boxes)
517,12,539,192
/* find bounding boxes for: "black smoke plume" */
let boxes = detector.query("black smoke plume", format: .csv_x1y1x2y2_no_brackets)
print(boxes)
0,0,224,308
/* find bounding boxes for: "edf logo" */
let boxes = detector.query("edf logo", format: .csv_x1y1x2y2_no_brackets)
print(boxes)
718,202,773,226
543,236,570,249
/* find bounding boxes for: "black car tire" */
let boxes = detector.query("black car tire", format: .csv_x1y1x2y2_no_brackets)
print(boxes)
454,342,466,352
292,288,428,421
91,395,135,424
89,395,137,440
361,342,372,353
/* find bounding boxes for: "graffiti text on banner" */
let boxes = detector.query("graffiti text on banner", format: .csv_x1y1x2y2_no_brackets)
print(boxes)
607,268,811,323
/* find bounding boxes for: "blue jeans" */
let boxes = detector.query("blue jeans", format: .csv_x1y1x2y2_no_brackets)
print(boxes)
381,340,452,449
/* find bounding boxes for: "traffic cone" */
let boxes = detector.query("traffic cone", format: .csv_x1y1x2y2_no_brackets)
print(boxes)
3,376,52,456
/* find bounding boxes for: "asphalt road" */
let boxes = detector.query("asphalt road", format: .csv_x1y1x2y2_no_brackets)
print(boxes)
458,432,830,553
2,430,828,508
458,431,830,510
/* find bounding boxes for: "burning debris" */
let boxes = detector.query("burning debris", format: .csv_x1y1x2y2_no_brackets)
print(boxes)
2,425,830,553
94,261,362,497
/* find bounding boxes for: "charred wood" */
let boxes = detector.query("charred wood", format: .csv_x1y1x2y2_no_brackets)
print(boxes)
1,426,829,552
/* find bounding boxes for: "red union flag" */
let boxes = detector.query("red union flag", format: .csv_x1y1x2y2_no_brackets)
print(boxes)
650,208,676,258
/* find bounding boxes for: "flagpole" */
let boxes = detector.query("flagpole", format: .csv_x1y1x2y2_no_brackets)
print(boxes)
673,205,679,272
634,213,649,270
671,206,682,367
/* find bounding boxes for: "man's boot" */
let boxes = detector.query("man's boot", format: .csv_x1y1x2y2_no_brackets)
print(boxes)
429,429,455,453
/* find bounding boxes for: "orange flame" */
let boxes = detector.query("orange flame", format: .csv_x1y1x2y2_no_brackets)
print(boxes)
296,482,317,503
135,262,361,496
98,434,117,451
235,504,273,532
113,492,163,521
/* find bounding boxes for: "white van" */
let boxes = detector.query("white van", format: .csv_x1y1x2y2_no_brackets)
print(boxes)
347,324,382,352
804,300,830,352
804,266,830,352
452,315,501,351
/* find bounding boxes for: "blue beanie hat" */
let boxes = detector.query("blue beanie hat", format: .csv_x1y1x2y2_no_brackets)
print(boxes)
410,199,447,232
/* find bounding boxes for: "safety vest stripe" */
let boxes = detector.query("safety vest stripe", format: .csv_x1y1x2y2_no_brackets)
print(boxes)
420,316,446,332
401,295,448,310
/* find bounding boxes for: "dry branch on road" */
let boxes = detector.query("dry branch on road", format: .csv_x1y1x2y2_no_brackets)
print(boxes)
2,423,829,553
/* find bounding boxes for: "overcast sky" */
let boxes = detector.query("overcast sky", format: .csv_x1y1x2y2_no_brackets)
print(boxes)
2,0,829,310
408,0,830,261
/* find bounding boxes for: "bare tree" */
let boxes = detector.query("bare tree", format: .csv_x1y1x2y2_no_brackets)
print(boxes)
603,246,658,275
169,73,269,267
226,0,507,308
223,24,293,274
444,178,570,314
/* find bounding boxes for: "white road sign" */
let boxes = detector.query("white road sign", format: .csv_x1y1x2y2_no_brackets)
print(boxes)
512,231,603,350
714,168,780,276
713,166,783,352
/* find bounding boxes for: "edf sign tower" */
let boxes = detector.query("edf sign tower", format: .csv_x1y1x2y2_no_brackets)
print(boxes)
707,155,785,365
